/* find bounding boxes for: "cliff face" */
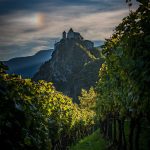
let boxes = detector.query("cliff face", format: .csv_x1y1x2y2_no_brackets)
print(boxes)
33,38,103,102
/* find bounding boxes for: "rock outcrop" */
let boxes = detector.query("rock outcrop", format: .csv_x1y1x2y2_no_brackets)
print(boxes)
33,29,103,102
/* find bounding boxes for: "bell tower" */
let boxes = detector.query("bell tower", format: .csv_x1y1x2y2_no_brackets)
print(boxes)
63,31,66,39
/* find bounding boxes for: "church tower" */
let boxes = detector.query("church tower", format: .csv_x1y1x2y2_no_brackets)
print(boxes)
62,31,66,39
67,28,74,39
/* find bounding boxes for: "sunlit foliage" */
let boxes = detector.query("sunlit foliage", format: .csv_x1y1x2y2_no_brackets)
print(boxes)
0,63,95,150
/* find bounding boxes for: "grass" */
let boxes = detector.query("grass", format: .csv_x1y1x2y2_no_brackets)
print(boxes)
70,120,150,150
70,129,107,150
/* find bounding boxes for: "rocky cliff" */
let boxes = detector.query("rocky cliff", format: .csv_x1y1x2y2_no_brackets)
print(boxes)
33,32,103,102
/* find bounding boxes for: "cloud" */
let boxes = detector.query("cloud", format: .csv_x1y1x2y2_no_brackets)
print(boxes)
0,38,58,61
31,46,51,53
0,0,137,60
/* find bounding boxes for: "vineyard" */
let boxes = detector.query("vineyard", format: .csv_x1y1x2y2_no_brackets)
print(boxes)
96,1,150,149
0,0,150,150
0,63,96,150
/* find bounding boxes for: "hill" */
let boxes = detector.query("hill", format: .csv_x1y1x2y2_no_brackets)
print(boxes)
33,29,103,102
3,49,53,78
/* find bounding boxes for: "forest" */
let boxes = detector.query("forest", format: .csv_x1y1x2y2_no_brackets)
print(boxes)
0,0,150,150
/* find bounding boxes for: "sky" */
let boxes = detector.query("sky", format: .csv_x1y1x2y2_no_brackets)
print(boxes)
0,0,138,61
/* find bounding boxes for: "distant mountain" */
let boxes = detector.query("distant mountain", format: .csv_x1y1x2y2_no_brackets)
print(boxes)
93,40,104,47
33,29,103,102
4,49,53,78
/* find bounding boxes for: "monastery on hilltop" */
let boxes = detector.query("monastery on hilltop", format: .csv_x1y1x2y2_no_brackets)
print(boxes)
55,28,94,50
63,28,83,40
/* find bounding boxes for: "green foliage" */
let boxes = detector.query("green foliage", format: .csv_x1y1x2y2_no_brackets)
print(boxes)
0,73,52,150
77,44,96,60
79,87,96,110
0,63,95,150
0,62,8,73
97,1,150,119
96,2,150,149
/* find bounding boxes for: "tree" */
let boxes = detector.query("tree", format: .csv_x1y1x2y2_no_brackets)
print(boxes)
96,1,150,149
79,87,96,110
